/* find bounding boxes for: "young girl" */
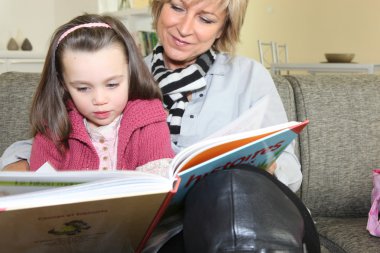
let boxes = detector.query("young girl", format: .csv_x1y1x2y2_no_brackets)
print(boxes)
29,14,174,172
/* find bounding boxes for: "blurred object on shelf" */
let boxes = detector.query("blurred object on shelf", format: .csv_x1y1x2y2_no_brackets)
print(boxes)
98,0,120,13
21,38,33,51
325,53,355,63
130,0,149,9
7,38,19,51
134,31,158,56
119,0,130,10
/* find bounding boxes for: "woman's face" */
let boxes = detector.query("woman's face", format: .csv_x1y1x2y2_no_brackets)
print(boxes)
157,0,227,69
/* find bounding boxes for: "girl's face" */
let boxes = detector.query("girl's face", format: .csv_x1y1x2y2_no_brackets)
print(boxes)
157,0,227,69
62,44,129,128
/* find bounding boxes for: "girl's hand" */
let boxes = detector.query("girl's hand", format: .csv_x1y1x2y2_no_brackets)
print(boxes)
266,162,277,175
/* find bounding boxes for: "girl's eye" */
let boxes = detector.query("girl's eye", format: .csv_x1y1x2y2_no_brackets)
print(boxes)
107,83,119,88
77,87,89,92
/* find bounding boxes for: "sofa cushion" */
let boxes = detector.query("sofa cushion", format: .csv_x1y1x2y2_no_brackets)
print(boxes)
287,74,380,217
0,72,40,155
316,217,379,253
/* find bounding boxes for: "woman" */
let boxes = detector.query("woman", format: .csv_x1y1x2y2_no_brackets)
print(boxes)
146,0,301,191
142,1,303,252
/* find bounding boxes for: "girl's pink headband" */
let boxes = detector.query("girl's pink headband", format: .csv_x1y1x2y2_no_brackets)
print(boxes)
57,23,111,45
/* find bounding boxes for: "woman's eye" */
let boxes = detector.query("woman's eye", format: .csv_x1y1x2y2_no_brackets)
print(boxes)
170,3,184,12
199,16,214,24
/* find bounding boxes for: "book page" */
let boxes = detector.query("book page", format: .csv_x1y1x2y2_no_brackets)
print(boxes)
0,170,173,198
0,174,174,211
206,96,270,139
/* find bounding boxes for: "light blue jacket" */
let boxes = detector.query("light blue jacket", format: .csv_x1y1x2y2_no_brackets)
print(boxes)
145,53,302,191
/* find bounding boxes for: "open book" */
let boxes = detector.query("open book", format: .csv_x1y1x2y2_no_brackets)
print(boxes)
0,119,308,253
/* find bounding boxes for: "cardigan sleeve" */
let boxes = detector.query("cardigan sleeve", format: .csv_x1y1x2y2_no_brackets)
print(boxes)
30,133,63,171
136,120,175,167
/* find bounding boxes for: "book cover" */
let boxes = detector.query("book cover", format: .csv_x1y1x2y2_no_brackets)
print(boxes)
0,192,166,253
170,120,308,206
0,174,180,253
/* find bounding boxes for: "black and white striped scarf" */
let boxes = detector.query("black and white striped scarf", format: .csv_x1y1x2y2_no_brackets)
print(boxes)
151,44,216,143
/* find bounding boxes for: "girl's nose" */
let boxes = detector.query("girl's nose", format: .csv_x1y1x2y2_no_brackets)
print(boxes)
92,90,107,105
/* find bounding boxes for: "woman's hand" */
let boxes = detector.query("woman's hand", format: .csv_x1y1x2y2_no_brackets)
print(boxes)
266,162,277,175
2,160,30,171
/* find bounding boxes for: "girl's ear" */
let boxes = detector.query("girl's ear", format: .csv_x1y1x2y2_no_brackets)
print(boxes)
58,77,68,91
59,79,71,99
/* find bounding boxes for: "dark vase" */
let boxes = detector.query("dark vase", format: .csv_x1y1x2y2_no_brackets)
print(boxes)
21,38,33,51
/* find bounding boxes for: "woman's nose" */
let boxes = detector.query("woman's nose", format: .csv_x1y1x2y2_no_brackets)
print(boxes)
177,15,194,36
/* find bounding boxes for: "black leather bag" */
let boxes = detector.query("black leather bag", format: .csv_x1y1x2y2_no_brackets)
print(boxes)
183,165,320,253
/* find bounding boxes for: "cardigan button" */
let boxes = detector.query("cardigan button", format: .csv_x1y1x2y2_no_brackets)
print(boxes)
99,138,105,143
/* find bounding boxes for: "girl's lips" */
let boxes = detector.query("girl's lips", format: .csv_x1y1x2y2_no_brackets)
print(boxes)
94,111,110,119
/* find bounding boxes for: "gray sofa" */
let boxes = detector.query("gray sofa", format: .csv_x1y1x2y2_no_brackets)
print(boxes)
272,74,380,253
1,71,380,252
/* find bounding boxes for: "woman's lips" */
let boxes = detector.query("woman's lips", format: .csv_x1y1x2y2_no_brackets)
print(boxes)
172,35,189,46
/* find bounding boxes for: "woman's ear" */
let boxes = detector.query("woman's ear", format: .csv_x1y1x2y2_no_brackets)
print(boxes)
216,28,223,39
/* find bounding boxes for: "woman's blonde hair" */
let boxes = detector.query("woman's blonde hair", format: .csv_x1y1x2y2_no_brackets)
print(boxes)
150,0,248,54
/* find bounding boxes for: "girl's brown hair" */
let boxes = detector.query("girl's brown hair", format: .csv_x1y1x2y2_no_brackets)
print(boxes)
30,14,162,150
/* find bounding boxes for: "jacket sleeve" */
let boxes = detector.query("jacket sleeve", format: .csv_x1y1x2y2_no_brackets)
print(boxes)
30,133,63,171
0,139,33,169
244,60,302,192
137,120,175,167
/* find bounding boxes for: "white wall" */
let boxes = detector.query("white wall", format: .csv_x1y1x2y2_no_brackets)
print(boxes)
3,0,380,64
54,0,98,30
238,0,380,64
0,0,55,51
0,0,99,53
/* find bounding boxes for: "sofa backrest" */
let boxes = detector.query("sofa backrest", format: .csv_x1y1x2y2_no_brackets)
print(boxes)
0,72,40,155
272,75,301,167
285,74,380,217
272,75,297,122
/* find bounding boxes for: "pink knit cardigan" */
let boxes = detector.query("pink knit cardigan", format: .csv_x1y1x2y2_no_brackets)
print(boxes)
30,99,174,171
